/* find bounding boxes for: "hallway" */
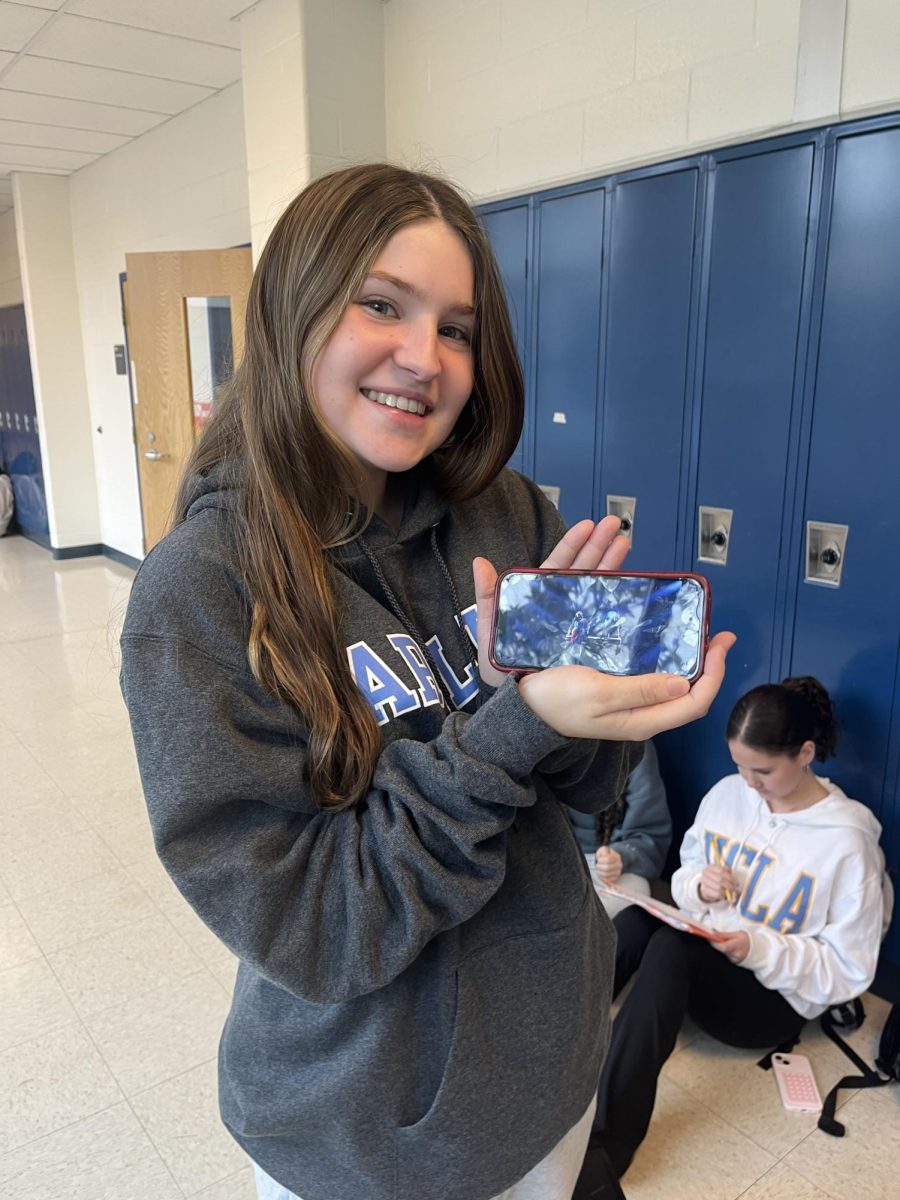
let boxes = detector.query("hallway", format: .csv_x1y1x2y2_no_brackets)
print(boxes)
0,534,896,1200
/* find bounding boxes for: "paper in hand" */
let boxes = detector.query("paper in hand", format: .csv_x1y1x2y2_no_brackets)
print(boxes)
595,879,728,941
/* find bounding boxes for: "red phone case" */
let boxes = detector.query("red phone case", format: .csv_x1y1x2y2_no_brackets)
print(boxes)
488,568,711,682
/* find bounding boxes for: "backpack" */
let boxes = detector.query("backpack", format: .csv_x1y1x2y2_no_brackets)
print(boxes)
816,998,900,1136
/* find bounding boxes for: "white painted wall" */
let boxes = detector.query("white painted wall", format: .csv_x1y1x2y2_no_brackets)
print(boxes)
241,0,385,255
384,0,900,199
13,173,99,550
0,210,23,309
69,84,250,560
843,0,900,114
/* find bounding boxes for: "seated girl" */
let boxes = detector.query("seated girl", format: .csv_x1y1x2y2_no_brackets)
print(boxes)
568,740,671,918
575,676,888,1191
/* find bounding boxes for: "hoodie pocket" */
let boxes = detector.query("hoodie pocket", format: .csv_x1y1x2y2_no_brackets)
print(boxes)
394,887,612,1200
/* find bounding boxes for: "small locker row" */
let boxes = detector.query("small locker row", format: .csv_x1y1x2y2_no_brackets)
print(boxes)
481,112,900,972
0,304,48,540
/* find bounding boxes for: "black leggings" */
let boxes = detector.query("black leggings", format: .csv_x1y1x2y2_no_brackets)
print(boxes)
590,906,806,1176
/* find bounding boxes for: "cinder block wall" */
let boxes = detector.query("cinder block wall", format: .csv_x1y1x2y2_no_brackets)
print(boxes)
385,0,900,198
68,85,250,560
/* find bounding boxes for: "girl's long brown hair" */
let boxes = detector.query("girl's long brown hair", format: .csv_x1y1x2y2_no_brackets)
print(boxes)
173,164,523,808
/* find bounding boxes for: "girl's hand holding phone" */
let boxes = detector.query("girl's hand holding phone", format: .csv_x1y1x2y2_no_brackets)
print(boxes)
473,516,629,690
595,846,623,883
472,517,735,742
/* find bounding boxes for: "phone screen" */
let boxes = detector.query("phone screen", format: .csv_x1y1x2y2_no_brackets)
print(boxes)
492,571,708,678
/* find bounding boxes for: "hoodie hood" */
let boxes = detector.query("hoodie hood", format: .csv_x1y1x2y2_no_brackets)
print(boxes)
179,458,470,712
182,461,451,555
183,461,241,519
738,775,882,842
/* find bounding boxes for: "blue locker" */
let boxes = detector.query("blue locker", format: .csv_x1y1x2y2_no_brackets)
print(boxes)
479,122,900,982
0,305,48,540
660,145,816,832
598,168,700,570
787,127,900,962
532,188,604,525
480,203,531,475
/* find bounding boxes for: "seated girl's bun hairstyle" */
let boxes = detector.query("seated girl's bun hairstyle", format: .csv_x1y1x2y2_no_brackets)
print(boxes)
726,676,838,762
781,676,839,761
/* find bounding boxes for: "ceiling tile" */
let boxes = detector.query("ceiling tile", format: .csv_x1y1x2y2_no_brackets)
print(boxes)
0,118,129,154
6,2,64,9
0,141,97,170
3,55,216,113
67,0,245,50
0,1,55,51
0,89,165,135
0,48,13,69
31,15,242,87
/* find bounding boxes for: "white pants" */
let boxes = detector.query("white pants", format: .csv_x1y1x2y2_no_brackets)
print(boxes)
252,1096,596,1200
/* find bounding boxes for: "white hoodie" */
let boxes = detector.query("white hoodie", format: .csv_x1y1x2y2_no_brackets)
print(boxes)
671,774,887,1018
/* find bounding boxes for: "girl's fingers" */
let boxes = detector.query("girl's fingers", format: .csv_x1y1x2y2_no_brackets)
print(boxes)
472,557,499,673
539,519,597,570
522,630,735,739
567,515,626,570
597,530,630,571
538,514,630,578
519,666,691,718
619,632,736,734
472,556,497,613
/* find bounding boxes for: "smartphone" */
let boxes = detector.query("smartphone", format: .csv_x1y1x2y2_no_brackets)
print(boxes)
489,569,711,681
771,1053,822,1113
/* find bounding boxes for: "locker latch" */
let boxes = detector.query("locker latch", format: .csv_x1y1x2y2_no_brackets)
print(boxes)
805,522,848,587
698,507,733,566
606,495,636,542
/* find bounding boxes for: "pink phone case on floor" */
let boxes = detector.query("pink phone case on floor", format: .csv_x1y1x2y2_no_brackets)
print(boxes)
771,1053,822,1113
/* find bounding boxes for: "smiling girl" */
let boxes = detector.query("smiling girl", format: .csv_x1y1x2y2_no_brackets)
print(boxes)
120,164,732,1200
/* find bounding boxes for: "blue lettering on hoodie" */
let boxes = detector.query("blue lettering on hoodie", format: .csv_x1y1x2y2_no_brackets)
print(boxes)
346,641,421,726
769,875,814,934
426,604,479,708
704,828,815,931
739,852,775,923
348,604,481,722
387,634,442,709
458,603,477,646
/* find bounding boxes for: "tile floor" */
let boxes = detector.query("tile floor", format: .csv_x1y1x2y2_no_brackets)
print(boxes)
0,534,896,1200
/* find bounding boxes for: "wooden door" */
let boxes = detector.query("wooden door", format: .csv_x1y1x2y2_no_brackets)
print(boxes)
124,247,253,552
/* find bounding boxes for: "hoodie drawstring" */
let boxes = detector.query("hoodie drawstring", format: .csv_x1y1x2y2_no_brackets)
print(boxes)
357,529,478,713
725,802,785,912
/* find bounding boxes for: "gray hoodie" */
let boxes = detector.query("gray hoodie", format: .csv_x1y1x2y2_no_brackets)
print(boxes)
120,465,638,1200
